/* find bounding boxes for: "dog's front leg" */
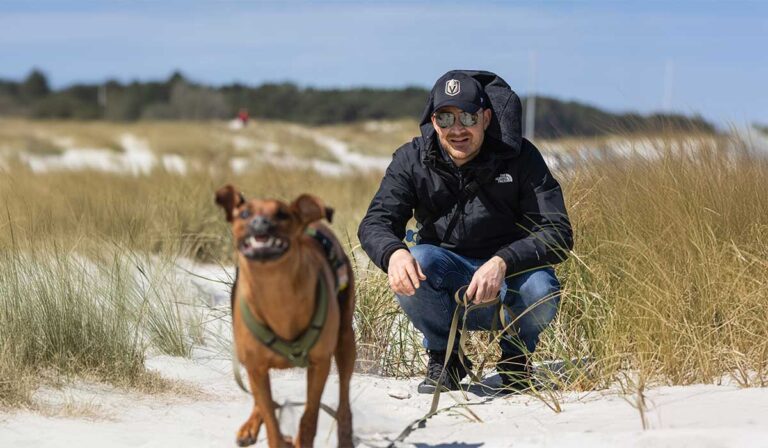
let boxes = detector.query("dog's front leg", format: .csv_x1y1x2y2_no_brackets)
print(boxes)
295,358,331,448
236,403,263,447
246,368,292,448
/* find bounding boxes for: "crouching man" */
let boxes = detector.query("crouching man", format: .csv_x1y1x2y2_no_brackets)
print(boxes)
357,70,573,393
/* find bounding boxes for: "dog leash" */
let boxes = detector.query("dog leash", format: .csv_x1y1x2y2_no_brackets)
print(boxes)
428,286,507,414
387,268,568,448
385,287,511,447
387,264,562,447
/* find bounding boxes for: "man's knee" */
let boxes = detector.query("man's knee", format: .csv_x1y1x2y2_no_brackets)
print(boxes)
409,244,443,273
519,269,560,301
395,292,421,320
395,282,451,334
515,268,561,328
396,245,455,320
408,244,456,288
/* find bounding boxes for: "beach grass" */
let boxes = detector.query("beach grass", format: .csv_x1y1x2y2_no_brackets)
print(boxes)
0,247,146,407
0,244,215,407
1,120,766,408
550,137,768,387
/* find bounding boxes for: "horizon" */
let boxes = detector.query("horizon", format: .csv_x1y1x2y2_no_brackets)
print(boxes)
1,1,766,126
0,67,723,128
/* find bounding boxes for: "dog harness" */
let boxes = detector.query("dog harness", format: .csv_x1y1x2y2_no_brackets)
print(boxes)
305,227,349,293
236,228,349,369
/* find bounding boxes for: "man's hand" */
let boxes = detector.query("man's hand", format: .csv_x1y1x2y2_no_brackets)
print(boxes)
466,256,507,304
387,249,426,296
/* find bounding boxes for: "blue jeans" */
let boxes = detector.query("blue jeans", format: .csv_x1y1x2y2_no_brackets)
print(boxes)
395,244,561,357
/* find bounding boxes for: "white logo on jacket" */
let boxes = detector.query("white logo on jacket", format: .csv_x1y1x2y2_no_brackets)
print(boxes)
445,79,460,96
495,173,513,183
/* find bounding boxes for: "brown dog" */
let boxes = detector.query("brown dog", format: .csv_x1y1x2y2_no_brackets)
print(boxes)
215,185,356,448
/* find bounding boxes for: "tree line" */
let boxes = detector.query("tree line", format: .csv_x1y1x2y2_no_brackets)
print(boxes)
0,69,716,138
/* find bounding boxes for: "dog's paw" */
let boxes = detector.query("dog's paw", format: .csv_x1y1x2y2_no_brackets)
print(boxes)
236,436,257,447
235,414,263,447
337,433,355,448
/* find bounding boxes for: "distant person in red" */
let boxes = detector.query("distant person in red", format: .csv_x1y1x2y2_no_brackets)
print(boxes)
237,108,249,127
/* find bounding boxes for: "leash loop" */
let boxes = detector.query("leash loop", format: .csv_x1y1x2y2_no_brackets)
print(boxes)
427,285,509,414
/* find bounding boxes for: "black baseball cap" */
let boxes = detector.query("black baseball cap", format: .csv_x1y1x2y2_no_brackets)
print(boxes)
431,71,487,114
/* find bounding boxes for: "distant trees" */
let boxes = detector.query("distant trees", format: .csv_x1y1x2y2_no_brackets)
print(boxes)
142,80,229,120
0,69,53,116
20,69,51,100
0,69,716,138
525,97,715,138
217,84,427,124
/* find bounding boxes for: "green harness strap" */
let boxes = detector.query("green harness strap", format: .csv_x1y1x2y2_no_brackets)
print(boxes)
238,273,328,368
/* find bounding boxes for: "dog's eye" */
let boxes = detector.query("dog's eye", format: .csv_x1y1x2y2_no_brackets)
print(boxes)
275,210,291,221
238,209,251,220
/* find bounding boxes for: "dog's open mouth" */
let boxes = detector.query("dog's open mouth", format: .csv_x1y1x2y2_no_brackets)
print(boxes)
239,234,290,261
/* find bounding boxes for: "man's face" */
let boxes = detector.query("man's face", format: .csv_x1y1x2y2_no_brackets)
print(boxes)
431,106,492,167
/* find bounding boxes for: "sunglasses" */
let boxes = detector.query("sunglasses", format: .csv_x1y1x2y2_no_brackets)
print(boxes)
433,110,481,128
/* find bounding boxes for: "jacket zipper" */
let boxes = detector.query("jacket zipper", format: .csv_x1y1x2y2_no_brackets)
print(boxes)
457,171,466,237
443,171,465,243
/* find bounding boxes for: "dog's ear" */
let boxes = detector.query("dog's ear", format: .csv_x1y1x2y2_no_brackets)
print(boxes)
291,194,332,225
215,184,245,222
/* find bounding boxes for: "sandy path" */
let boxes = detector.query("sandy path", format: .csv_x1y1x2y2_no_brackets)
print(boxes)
15,133,189,175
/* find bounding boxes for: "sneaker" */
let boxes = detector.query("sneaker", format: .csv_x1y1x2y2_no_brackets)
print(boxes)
416,350,472,394
497,352,533,392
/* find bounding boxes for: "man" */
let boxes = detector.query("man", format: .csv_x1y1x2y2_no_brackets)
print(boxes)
358,70,573,393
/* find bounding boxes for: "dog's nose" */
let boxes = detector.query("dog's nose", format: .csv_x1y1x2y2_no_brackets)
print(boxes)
249,215,272,234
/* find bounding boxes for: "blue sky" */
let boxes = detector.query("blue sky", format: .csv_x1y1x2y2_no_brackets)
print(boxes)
1,1,766,125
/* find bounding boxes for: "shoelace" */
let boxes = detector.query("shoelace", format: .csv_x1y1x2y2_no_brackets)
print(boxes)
426,351,447,381
426,351,472,383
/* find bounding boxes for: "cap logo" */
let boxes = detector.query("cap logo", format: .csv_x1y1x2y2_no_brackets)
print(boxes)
445,79,460,96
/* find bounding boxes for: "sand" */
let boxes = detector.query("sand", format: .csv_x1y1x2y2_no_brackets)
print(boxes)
2,349,767,447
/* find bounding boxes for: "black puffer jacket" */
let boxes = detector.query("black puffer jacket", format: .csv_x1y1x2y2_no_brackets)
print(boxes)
358,70,573,275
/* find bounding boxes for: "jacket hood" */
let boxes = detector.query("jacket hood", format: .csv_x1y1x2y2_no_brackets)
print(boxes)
419,70,523,157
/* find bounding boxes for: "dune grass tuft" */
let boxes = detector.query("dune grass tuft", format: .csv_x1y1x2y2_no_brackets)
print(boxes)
0,248,146,406
0,243,208,406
